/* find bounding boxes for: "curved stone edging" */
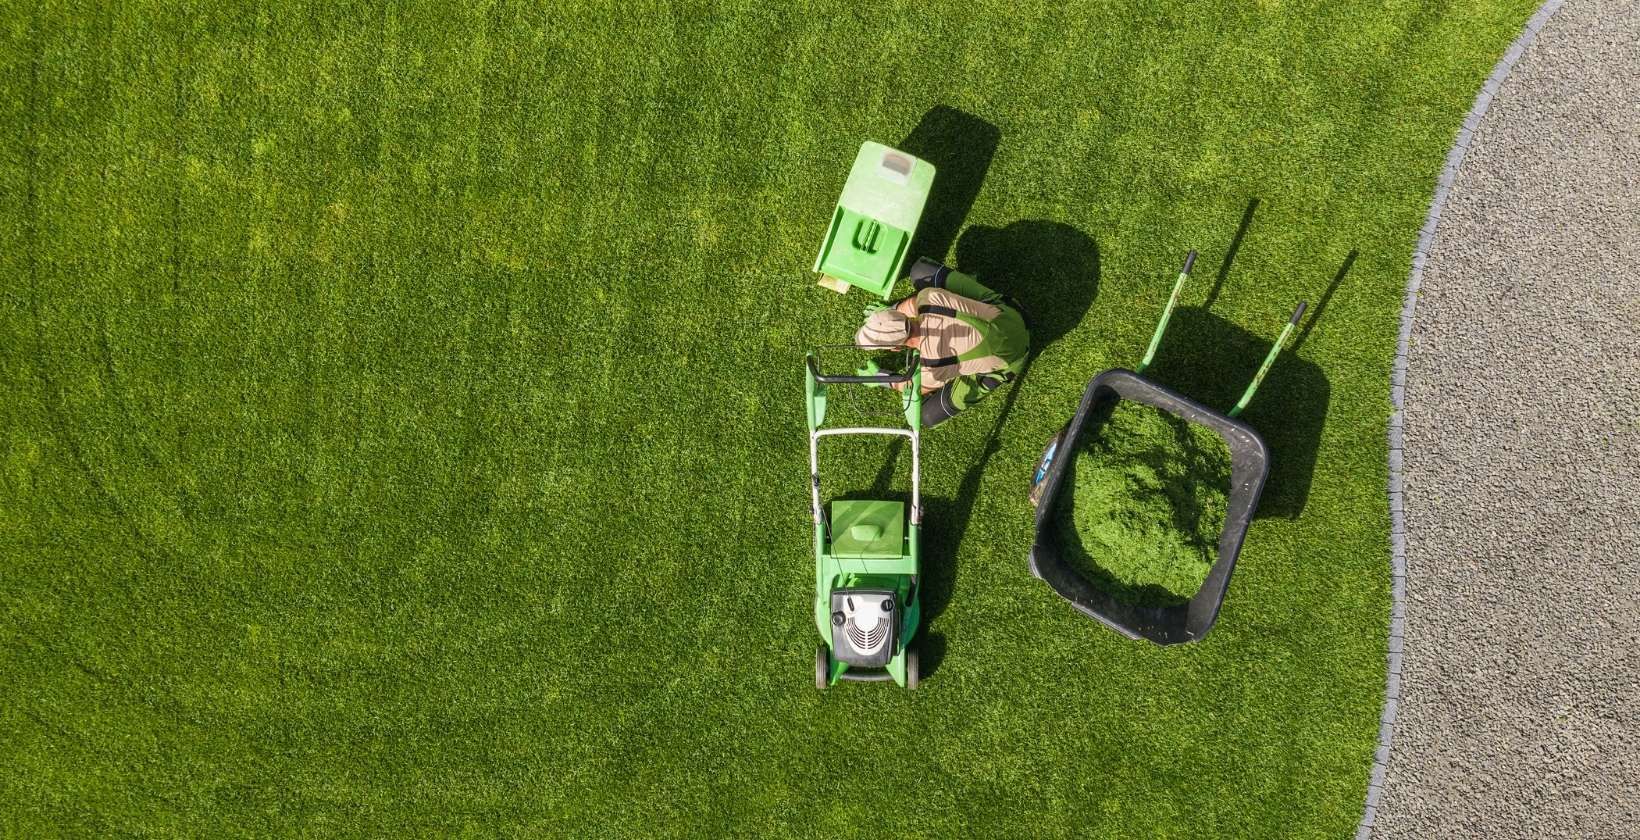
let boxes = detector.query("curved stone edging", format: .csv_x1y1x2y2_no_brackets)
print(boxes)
1360,1,1567,836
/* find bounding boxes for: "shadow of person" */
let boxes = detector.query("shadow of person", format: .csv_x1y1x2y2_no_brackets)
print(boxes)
898,106,1001,263
954,220,1102,350
913,221,1102,676
1139,307,1330,520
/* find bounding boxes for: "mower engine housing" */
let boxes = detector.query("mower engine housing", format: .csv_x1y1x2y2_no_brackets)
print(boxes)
829,588,899,668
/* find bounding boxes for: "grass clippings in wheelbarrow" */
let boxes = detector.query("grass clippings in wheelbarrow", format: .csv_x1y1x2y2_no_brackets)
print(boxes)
1055,400,1232,606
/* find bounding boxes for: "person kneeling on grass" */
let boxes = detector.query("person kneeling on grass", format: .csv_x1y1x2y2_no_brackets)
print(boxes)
853,258,1030,429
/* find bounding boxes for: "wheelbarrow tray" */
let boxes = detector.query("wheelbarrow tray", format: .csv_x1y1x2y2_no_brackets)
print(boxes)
1029,368,1270,645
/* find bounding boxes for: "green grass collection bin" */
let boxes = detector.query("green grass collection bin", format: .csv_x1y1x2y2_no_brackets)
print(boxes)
813,141,936,299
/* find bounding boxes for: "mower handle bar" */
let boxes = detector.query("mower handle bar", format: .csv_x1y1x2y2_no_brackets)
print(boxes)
807,351,921,385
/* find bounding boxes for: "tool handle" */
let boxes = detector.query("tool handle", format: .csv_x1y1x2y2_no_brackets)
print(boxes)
1227,301,1306,418
806,349,920,384
1137,252,1196,374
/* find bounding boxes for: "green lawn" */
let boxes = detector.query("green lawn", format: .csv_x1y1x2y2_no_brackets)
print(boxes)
3,1,1532,836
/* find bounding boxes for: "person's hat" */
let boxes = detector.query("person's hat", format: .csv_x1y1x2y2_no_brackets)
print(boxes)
855,309,911,347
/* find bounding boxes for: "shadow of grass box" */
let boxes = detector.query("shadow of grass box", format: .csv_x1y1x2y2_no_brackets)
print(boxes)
1054,400,1231,607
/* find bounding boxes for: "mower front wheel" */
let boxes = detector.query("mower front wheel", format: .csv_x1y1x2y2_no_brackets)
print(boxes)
905,644,920,690
814,644,830,690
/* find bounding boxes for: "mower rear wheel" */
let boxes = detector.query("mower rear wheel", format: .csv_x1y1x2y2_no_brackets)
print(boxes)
905,644,920,690
814,644,830,690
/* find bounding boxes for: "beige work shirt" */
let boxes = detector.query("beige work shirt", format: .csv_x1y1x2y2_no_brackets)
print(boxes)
913,288,1007,388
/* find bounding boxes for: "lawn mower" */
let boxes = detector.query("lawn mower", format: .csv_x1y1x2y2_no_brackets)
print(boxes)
806,346,924,688
1027,250,1307,645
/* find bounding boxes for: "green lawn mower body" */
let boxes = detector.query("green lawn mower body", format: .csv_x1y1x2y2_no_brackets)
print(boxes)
806,349,924,688
813,141,935,299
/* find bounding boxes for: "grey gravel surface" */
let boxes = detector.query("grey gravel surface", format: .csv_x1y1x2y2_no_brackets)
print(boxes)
1376,1,1640,837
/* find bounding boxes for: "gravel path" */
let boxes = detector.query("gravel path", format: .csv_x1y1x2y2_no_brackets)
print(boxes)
1374,1,1640,837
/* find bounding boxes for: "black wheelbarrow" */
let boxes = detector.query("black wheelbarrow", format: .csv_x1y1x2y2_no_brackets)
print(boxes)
1027,251,1306,645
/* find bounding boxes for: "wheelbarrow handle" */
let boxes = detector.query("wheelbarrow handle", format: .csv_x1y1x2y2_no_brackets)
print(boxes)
1136,249,1198,375
1228,300,1309,418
